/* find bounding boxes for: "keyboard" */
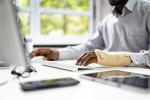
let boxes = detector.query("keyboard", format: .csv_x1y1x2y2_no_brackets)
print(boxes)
39,60,102,72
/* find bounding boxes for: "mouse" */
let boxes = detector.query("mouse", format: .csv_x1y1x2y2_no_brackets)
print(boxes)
31,56,44,63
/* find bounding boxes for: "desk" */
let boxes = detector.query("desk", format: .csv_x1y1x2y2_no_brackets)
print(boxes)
0,64,150,100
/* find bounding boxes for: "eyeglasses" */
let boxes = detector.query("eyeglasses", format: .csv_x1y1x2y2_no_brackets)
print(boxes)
11,65,37,78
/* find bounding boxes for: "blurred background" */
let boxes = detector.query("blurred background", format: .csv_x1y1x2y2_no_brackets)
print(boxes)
15,0,111,47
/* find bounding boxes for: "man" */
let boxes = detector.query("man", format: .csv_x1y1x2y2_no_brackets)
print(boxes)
30,0,150,67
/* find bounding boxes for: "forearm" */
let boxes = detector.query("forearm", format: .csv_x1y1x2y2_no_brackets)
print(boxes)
57,24,106,60
57,44,90,60
95,49,132,67
95,49,150,67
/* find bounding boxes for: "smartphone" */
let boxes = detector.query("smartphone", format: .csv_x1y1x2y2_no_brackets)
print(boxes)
20,77,80,91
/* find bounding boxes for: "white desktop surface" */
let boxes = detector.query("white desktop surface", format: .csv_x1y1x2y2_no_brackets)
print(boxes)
0,63,150,100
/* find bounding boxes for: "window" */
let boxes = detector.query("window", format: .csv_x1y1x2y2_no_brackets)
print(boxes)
16,0,94,45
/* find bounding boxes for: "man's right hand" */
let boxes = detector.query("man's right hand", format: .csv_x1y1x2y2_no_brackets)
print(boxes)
29,48,59,61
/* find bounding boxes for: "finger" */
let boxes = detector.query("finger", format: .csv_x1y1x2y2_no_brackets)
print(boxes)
78,52,97,66
83,57,97,66
77,53,95,66
82,57,94,66
45,55,54,61
76,52,91,65
29,50,35,58
33,49,42,56
79,54,96,66
29,50,38,57
35,48,50,56
75,53,88,65
76,51,95,64
79,54,92,66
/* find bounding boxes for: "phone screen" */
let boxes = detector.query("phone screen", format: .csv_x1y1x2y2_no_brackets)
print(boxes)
81,70,150,89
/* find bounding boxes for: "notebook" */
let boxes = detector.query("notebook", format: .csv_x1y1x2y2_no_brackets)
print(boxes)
39,60,102,72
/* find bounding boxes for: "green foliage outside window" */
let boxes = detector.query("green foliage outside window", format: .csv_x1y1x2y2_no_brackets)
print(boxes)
40,0,89,11
19,12,29,36
18,0,89,36
16,0,29,7
41,14,88,35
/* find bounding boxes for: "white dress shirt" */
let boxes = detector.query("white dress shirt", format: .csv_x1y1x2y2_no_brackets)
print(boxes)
58,0,150,67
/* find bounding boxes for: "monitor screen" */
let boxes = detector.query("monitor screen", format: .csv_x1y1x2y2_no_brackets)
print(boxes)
0,0,28,67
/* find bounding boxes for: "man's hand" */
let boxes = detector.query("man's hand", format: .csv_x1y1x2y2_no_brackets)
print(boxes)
75,49,132,67
75,51,97,66
29,48,59,61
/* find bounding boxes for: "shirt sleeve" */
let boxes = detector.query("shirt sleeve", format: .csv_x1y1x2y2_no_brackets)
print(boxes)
130,10,150,67
57,44,89,60
130,51,150,67
57,23,105,60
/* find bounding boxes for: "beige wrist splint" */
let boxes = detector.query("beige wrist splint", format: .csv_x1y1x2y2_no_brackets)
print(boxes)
95,49,132,67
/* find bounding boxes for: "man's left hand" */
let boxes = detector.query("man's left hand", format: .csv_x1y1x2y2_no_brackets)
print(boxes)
75,51,97,66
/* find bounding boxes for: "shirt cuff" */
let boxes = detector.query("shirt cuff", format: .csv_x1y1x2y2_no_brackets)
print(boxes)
130,53,144,66
57,48,69,60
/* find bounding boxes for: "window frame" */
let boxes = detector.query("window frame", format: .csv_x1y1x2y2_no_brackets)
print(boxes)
17,0,95,45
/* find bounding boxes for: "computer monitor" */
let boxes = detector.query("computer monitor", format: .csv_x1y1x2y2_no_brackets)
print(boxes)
0,0,29,67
